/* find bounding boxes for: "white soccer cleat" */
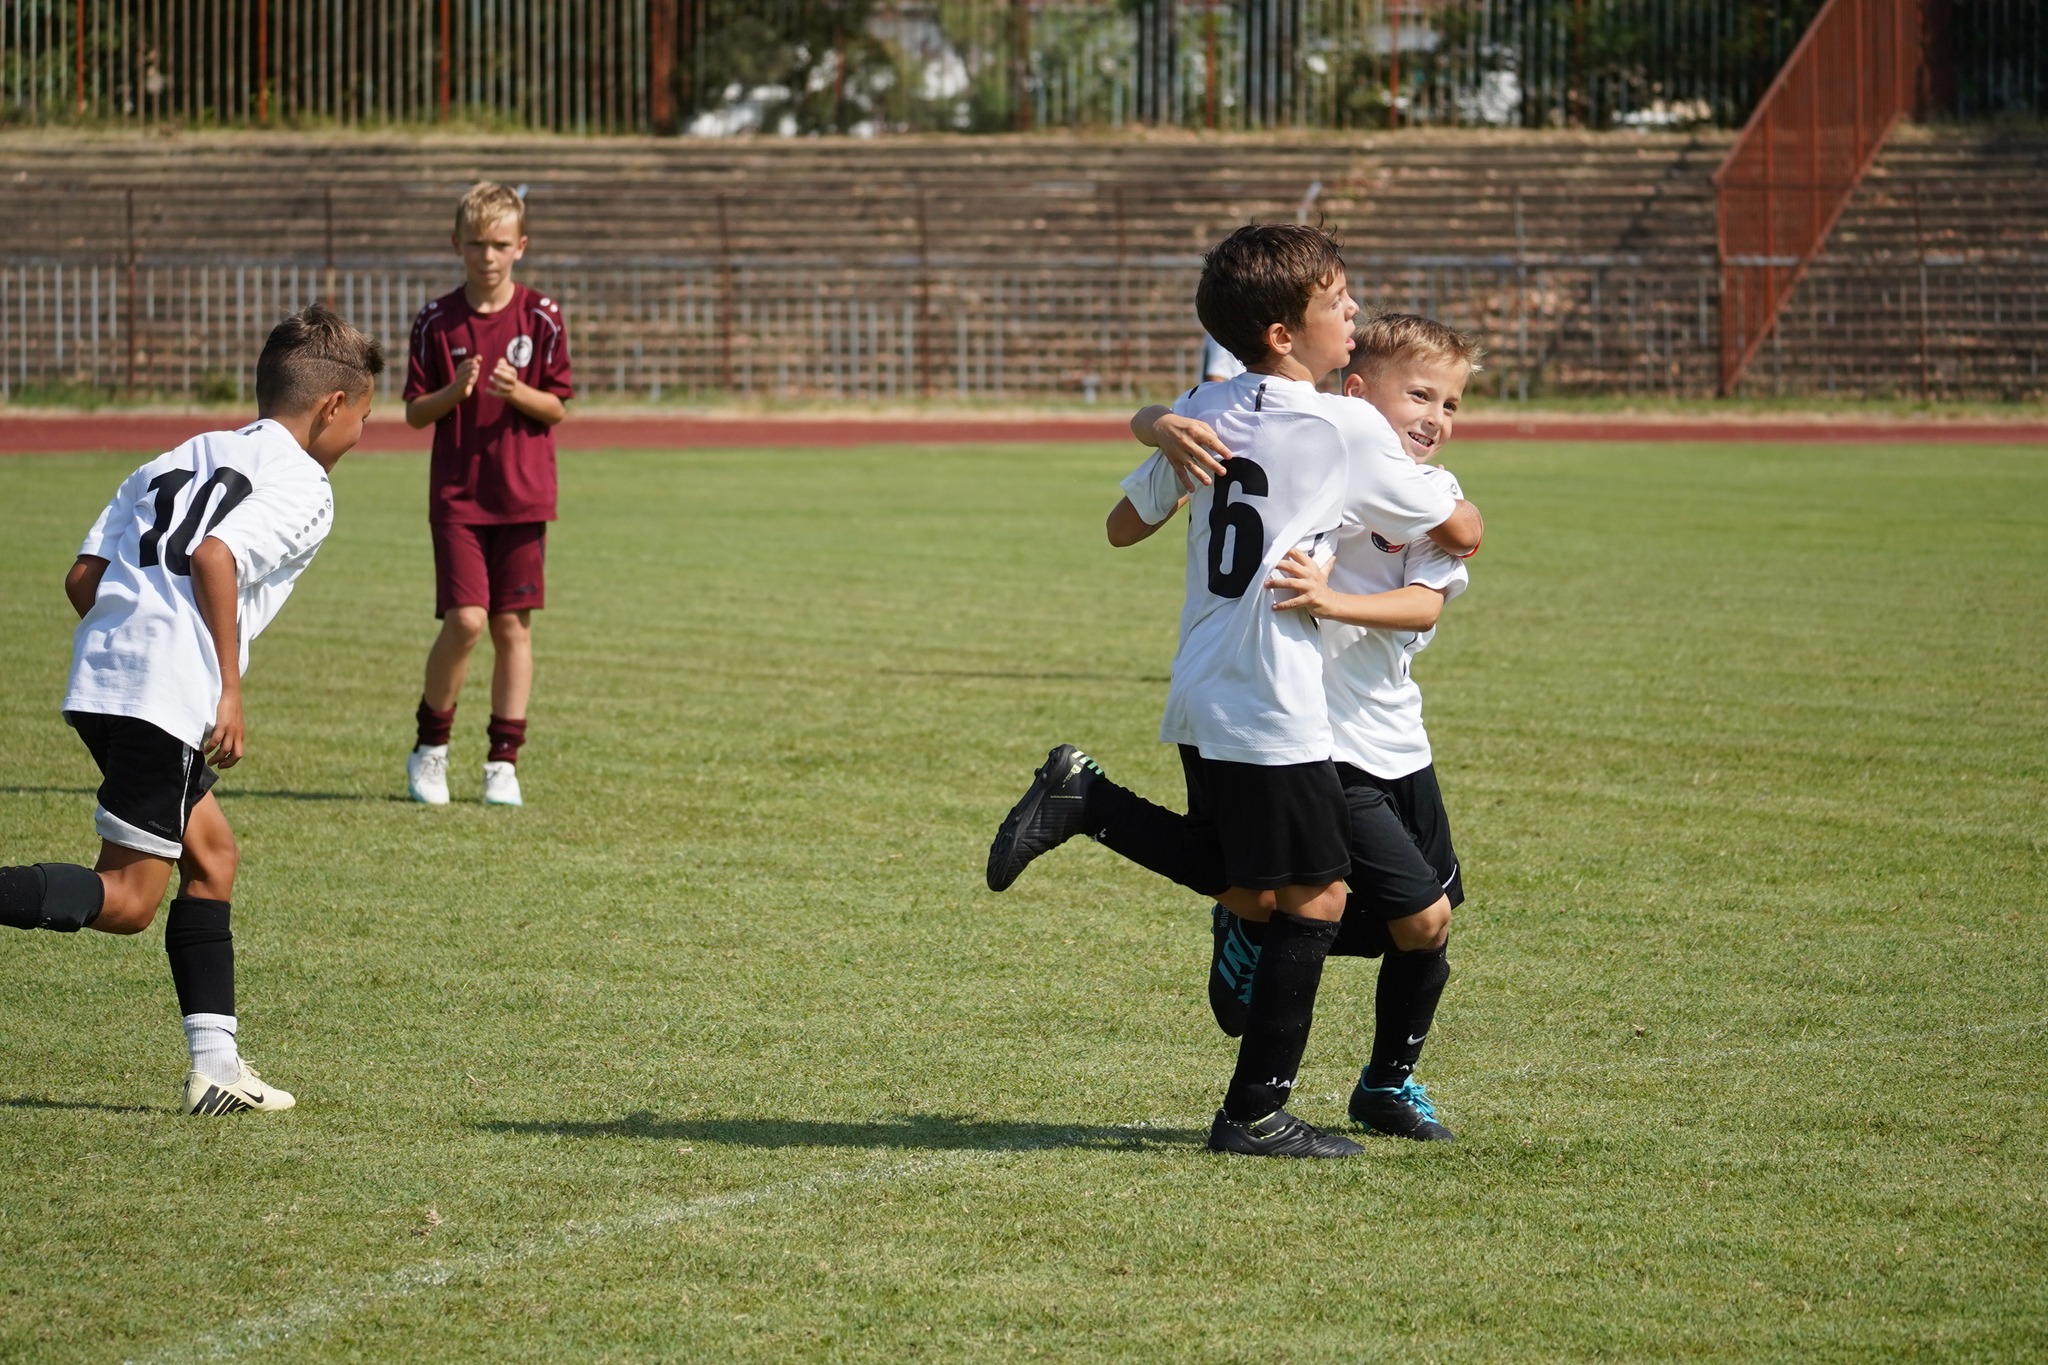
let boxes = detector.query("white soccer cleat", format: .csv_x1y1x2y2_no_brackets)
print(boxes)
407,744,451,805
482,760,523,807
184,1062,295,1115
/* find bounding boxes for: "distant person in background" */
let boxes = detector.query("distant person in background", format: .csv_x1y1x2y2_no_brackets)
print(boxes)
1200,330,1246,383
403,182,574,809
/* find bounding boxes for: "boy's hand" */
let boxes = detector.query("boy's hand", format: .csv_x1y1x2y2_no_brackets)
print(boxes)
205,690,245,770
486,358,522,399
1156,415,1234,491
454,355,484,400
1267,547,1336,617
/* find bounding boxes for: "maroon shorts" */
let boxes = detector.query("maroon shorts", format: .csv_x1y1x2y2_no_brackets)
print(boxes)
432,521,547,618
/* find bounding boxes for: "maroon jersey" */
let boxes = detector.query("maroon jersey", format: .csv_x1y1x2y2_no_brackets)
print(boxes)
405,283,575,524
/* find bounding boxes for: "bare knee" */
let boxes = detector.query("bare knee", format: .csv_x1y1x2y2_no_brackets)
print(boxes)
1217,887,1278,921
178,833,239,902
441,606,488,650
1278,881,1347,924
1388,897,1452,952
92,882,160,934
488,609,531,647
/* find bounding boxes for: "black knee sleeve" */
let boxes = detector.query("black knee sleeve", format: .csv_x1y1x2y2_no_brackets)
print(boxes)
0,864,104,932
164,897,234,1017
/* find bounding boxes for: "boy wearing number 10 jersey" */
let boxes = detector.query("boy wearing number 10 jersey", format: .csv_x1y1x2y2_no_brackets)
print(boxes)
989,225,1481,1158
0,304,382,1115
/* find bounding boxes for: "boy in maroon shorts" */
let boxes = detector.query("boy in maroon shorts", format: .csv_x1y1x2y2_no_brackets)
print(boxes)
403,181,573,807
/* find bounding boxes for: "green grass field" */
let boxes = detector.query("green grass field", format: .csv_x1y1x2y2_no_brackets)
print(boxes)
1,440,2044,1362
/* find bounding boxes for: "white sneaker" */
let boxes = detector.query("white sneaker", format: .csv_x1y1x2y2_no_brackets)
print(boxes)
407,744,450,805
184,1062,295,1115
482,760,523,807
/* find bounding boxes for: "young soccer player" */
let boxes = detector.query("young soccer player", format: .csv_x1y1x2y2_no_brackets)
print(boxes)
989,228,1478,1159
1,304,382,1115
403,181,573,808
991,314,1483,1142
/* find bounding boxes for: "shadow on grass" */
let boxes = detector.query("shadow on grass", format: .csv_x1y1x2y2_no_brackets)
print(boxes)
478,1112,1202,1152
2,1095,159,1115
0,785,402,803
879,669,1171,685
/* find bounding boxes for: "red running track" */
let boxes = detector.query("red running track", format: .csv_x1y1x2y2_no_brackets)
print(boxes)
1,412,2042,455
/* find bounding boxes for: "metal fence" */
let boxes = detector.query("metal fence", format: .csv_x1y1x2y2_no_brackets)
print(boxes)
19,246,2036,406
1713,0,1922,394
3,0,1840,133
0,0,649,129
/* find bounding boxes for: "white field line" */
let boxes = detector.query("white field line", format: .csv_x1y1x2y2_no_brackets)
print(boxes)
133,1019,2048,1360
135,1145,1036,1364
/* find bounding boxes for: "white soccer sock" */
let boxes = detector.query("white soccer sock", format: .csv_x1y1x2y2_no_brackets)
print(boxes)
182,1012,241,1084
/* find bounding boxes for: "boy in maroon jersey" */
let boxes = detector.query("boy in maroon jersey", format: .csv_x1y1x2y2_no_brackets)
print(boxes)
402,182,573,807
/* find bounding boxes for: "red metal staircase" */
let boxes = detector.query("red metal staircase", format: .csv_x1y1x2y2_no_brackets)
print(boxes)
1715,0,1927,395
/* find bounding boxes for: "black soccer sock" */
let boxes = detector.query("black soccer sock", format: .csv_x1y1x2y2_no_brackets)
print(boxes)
0,863,104,932
164,897,235,1017
1223,912,1340,1121
1081,779,1228,896
1329,905,1393,959
1362,940,1451,1089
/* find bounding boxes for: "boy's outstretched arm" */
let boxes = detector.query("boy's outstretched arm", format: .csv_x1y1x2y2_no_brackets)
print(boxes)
1106,495,1181,548
1133,404,1233,491
190,537,245,770
1427,500,1483,558
64,556,108,619
1267,549,1448,630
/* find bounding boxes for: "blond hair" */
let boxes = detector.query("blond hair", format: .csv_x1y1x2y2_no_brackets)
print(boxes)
1345,312,1485,381
454,181,526,238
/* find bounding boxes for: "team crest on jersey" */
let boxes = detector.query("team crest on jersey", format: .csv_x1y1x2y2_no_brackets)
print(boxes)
1370,532,1407,553
506,335,534,367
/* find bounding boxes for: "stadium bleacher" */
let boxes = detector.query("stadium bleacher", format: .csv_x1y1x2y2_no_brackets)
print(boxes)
0,127,2039,400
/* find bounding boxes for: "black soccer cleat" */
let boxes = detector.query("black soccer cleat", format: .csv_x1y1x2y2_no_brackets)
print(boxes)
985,744,1103,892
1208,903,1259,1038
1348,1076,1455,1142
1208,1108,1365,1159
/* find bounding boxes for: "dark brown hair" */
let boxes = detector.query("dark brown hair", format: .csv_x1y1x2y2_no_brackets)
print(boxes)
1195,223,1346,368
254,304,386,416
1343,312,1485,382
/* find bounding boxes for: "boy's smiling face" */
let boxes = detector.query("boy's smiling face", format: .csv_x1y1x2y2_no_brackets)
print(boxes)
1348,356,1470,462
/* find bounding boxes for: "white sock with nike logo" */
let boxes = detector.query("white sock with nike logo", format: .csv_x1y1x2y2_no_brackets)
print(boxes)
183,1012,241,1085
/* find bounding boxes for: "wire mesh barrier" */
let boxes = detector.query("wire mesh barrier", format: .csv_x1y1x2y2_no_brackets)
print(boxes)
4,0,1842,133
6,244,2033,407
1713,0,1923,394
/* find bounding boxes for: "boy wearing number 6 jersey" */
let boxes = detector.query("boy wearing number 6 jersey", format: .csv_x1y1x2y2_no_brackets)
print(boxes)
989,225,1480,1159
0,304,382,1115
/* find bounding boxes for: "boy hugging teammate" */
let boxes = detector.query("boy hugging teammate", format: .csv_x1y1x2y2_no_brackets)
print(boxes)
992,311,1486,1147
404,182,573,808
1,305,382,1114
989,225,1479,1158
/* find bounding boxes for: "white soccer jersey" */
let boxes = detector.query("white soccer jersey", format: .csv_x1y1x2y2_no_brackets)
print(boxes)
1323,462,1470,778
64,419,336,750
1122,373,1453,765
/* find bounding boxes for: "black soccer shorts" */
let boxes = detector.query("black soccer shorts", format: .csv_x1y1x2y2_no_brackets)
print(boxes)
65,711,218,859
1178,745,1350,891
1329,760,1463,956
